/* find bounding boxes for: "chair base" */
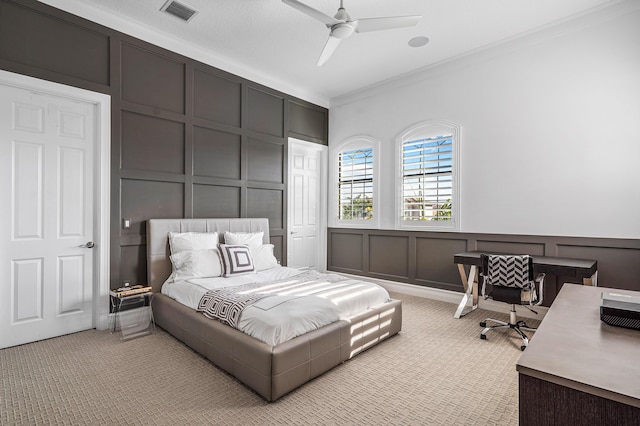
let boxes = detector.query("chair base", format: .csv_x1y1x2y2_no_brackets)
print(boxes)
480,308,537,351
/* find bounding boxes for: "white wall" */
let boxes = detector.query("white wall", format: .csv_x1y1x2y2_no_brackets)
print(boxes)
329,4,640,239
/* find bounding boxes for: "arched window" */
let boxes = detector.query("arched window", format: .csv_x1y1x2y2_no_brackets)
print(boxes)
330,136,379,228
396,121,460,230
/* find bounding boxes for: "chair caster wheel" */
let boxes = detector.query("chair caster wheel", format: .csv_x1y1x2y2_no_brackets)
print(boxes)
521,345,527,351
480,321,486,327
480,334,487,340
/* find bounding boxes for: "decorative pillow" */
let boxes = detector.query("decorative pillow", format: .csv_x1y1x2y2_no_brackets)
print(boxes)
169,231,219,255
253,244,279,271
170,249,223,281
224,231,263,251
218,244,256,277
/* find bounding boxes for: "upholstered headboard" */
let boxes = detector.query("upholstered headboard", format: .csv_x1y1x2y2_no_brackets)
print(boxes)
146,218,270,293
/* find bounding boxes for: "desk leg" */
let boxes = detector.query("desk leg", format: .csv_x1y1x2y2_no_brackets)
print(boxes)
583,271,598,287
454,265,478,318
457,264,469,292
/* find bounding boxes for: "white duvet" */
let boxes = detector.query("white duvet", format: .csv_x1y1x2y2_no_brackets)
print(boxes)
161,266,391,346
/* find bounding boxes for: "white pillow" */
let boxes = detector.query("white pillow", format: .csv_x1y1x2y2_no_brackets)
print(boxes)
218,244,256,277
253,244,279,271
224,231,263,251
170,249,223,281
169,231,219,254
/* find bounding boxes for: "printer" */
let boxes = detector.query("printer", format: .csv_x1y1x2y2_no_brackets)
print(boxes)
600,292,640,331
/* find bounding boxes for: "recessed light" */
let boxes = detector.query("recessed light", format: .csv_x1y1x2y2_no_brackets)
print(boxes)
408,36,430,48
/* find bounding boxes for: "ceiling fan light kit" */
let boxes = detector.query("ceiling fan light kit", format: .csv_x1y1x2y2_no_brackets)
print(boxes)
282,0,422,66
331,23,354,39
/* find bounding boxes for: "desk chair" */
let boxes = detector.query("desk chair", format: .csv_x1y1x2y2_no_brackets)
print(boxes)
479,254,545,351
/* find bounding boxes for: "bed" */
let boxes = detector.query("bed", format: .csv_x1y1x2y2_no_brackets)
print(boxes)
147,218,402,401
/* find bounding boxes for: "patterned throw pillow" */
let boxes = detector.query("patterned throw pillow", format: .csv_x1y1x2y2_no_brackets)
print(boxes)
218,244,256,277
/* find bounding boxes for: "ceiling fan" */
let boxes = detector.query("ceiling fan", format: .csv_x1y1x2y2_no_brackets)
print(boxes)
282,0,422,66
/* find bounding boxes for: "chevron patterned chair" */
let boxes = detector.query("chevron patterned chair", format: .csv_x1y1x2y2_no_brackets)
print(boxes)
479,254,545,351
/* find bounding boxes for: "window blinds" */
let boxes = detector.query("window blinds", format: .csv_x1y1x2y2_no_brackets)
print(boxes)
338,147,373,220
402,135,453,221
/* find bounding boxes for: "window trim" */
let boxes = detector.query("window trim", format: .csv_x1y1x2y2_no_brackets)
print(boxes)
395,121,461,231
330,135,380,229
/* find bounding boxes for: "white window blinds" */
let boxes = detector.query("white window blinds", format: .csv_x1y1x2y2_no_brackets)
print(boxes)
338,147,373,220
402,134,453,222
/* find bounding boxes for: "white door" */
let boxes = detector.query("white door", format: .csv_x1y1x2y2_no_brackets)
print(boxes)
0,82,96,349
288,139,327,271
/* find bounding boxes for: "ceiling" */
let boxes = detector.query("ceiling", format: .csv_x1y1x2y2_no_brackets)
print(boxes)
42,0,615,106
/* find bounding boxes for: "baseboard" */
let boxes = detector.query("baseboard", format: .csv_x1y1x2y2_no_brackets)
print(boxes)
336,272,548,321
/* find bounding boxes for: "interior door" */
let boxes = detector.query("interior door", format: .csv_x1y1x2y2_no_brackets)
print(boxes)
0,82,95,349
288,140,327,271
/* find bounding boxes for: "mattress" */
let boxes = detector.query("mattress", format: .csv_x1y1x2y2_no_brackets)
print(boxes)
162,266,392,346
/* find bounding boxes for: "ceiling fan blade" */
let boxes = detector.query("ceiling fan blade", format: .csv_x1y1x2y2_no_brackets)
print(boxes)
282,0,340,26
316,36,342,67
355,15,422,33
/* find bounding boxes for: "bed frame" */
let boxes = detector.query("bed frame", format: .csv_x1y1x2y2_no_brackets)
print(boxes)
147,218,402,401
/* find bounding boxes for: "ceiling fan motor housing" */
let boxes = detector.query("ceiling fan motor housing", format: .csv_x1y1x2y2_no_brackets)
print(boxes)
331,22,354,39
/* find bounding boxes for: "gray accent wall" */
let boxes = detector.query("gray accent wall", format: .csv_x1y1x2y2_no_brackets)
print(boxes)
328,228,640,306
0,0,328,289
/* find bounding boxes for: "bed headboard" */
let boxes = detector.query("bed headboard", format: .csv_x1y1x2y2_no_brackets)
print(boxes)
146,218,270,293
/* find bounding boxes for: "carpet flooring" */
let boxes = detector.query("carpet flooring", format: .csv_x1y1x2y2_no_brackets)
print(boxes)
1,293,538,425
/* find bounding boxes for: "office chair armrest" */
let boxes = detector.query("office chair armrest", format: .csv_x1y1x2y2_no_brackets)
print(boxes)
481,274,488,299
533,273,545,306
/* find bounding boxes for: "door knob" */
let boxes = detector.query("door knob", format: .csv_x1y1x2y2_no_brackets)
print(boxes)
79,241,95,248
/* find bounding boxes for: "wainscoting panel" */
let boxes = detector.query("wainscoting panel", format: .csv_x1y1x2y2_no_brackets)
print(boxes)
246,188,284,229
0,1,110,87
328,228,640,305
121,180,185,235
121,111,185,174
270,235,284,266
288,100,328,143
121,42,185,114
119,244,147,286
369,234,409,280
415,237,468,291
247,138,284,184
247,87,284,138
329,232,364,273
192,127,241,180
476,240,546,256
193,68,242,127
192,185,241,219
557,244,640,291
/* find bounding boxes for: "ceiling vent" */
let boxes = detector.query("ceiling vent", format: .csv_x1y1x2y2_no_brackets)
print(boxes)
160,0,198,22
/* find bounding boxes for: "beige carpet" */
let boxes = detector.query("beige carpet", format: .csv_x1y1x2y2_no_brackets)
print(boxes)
1,293,538,425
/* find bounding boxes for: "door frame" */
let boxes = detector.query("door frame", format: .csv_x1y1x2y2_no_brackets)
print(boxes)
287,138,328,271
0,70,111,330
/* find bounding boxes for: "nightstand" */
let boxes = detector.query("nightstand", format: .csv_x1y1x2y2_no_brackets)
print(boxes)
109,290,155,340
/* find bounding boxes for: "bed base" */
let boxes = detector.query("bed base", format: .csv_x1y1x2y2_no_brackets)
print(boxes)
147,218,402,401
153,294,402,401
